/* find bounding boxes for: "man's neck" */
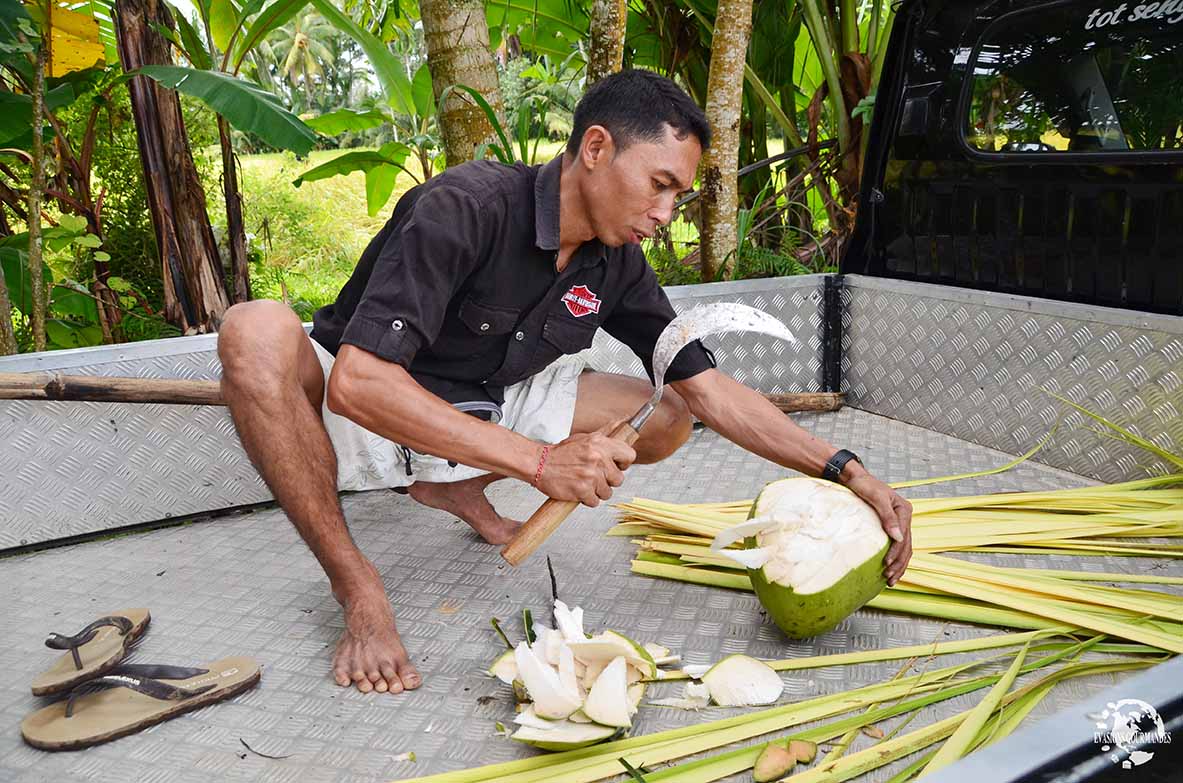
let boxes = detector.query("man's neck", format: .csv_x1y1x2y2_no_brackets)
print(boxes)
556,154,595,272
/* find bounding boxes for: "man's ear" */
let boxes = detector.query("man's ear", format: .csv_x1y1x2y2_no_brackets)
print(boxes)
579,125,614,170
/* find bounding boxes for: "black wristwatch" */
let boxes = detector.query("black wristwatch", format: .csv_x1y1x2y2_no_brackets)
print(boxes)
822,449,862,483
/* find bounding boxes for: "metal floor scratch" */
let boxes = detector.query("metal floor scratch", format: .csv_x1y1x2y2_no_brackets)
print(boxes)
1,408,1178,783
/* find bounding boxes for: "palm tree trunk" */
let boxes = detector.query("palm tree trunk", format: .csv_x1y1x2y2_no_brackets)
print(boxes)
420,0,504,166
28,4,49,352
115,0,230,333
218,115,250,304
699,0,754,281
587,0,627,86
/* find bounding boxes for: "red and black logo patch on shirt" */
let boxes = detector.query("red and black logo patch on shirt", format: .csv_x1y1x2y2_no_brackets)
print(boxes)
561,285,601,318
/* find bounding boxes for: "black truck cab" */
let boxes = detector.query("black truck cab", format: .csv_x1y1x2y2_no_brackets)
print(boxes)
846,0,1183,315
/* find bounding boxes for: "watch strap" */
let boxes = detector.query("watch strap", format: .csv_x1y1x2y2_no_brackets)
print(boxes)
822,449,862,483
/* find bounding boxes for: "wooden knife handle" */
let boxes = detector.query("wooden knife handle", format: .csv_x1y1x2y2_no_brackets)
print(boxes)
501,419,641,566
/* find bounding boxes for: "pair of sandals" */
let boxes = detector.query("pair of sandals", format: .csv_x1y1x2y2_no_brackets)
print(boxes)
22,609,261,751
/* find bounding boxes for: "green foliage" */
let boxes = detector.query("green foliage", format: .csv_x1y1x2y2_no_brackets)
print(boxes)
135,65,319,154
237,151,394,309
486,0,587,62
308,0,413,113
304,107,388,134
293,141,413,216
645,244,700,288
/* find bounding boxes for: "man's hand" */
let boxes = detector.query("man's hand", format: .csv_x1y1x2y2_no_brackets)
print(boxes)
844,471,913,587
535,421,636,507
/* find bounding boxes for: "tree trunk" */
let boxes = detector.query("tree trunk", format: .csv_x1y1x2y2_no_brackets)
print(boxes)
587,0,627,86
28,6,49,351
218,116,250,304
699,0,754,281
114,0,230,333
0,264,17,354
420,0,505,167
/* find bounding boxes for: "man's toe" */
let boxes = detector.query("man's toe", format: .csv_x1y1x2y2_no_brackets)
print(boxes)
400,664,422,691
380,663,401,693
352,671,374,693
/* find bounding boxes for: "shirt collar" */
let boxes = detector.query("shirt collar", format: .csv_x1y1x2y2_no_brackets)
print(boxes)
534,155,608,268
534,155,563,252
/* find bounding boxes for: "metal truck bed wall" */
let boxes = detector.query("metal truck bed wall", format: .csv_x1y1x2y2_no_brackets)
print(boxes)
2,274,1178,548
1,274,1181,782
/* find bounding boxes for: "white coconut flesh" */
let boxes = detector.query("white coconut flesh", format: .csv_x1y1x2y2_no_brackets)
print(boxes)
627,682,646,715
513,641,582,719
494,601,681,751
700,654,784,706
558,643,583,700
582,656,632,728
648,681,711,710
553,600,586,643
711,478,887,594
511,720,620,751
488,650,518,685
567,630,657,678
532,626,564,667
513,705,562,730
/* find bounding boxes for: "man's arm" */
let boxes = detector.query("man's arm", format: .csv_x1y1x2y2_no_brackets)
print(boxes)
328,345,634,506
669,368,913,585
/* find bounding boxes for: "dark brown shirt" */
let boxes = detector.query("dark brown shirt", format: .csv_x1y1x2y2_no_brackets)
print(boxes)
311,155,713,407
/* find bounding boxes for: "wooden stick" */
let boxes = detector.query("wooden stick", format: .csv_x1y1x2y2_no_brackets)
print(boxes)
0,372,843,413
502,419,642,566
766,391,844,412
0,372,224,406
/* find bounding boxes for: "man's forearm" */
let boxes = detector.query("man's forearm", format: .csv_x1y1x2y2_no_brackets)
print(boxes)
328,345,543,482
673,370,868,485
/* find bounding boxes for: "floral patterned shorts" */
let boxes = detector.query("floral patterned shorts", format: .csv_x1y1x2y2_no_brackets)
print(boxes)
308,338,586,491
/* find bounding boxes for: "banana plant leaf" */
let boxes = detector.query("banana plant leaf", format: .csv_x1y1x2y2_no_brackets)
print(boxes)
292,142,414,216
412,61,435,119
0,248,47,318
304,107,389,135
45,318,103,349
209,0,239,52
135,65,318,155
230,0,309,73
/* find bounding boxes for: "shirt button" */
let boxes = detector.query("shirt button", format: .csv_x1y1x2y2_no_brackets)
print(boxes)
514,331,525,341
391,319,404,331
480,322,491,331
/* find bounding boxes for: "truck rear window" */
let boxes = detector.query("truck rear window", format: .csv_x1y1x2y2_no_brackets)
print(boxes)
964,2,1183,154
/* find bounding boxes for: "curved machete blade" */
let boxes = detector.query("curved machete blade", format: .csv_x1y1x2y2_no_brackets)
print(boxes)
651,302,798,391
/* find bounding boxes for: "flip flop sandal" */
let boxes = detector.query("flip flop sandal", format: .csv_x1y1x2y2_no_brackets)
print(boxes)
21,658,261,751
31,609,152,696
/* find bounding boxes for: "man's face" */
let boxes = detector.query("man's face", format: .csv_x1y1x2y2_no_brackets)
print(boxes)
581,124,702,247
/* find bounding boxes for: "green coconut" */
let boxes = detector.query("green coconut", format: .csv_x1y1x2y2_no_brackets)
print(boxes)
712,477,889,639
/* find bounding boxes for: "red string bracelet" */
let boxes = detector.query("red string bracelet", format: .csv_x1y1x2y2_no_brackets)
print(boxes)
533,445,551,486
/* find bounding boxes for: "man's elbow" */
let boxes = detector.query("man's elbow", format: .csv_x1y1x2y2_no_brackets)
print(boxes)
326,346,368,419
669,370,718,423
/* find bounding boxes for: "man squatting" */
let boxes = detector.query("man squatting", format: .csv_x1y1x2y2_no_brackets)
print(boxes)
217,70,914,695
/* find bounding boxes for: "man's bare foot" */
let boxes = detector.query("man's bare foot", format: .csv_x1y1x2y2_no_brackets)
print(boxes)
332,582,422,694
407,475,522,545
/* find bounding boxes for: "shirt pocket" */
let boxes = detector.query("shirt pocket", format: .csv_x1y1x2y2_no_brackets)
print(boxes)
542,312,598,354
458,296,520,335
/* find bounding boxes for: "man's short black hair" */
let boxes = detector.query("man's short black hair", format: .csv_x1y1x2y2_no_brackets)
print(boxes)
566,69,711,157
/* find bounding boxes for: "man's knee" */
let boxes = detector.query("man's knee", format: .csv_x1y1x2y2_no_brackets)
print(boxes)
218,300,304,385
635,389,692,463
